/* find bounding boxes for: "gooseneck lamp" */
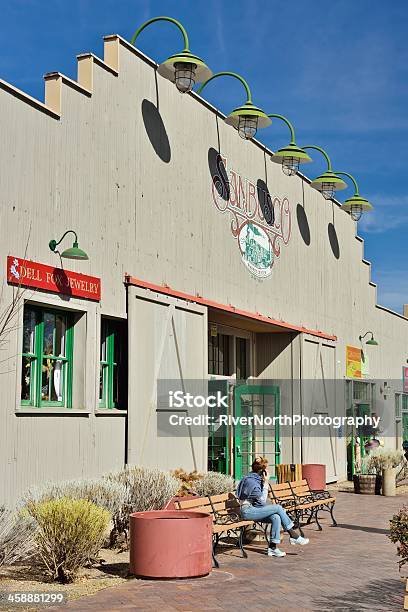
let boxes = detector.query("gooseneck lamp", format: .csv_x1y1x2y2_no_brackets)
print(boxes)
303,145,347,200
359,331,379,346
268,114,311,176
49,231,89,261
197,72,271,140
130,17,212,93
333,171,373,221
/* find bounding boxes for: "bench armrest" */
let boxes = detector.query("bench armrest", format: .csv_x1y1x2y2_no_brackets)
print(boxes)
311,490,332,500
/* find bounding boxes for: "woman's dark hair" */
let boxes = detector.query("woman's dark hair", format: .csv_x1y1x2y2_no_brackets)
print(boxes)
251,456,268,474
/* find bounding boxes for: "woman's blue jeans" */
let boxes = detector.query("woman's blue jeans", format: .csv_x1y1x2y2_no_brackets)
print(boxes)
240,503,294,545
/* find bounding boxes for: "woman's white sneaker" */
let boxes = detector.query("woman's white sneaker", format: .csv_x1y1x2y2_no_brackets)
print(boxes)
289,536,309,546
267,547,286,557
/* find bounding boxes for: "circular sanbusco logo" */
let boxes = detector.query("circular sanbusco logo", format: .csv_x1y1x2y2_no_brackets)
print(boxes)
238,222,274,279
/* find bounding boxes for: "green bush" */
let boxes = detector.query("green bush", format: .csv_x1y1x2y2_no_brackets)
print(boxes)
389,505,408,568
104,466,179,544
193,471,234,496
23,478,128,547
26,498,110,583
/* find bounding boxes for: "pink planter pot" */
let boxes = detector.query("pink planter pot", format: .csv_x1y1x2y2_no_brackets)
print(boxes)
129,510,212,578
302,464,326,491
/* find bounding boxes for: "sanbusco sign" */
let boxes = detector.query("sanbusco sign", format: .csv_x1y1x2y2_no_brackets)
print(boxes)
210,154,292,279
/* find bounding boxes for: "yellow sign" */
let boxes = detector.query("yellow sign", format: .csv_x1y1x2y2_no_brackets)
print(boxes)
346,345,362,378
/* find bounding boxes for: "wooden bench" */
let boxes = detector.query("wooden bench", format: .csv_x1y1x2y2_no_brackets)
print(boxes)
269,479,337,534
174,493,253,568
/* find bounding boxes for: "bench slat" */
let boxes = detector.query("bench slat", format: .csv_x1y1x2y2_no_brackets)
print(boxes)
209,493,231,503
213,520,253,533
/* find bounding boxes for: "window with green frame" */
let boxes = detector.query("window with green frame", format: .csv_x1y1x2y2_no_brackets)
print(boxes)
21,305,73,407
99,318,127,410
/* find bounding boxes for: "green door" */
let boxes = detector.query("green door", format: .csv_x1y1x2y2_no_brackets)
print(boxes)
347,402,371,478
233,384,280,480
207,379,229,474
402,412,408,443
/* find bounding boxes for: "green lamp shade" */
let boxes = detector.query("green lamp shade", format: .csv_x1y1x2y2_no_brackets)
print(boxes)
61,242,89,260
224,101,272,130
271,143,312,165
366,338,378,346
157,50,212,85
310,171,348,192
341,194,373,213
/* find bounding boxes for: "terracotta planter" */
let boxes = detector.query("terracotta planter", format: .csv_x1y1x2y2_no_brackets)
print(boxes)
129,510,212,578
353,474,382,495
382,468,397,497
302,464,326,491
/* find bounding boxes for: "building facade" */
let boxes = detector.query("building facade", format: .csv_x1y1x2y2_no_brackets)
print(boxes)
1,35,407,504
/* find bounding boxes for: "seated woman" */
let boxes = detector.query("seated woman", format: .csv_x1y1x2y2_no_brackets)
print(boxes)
237,456,309,557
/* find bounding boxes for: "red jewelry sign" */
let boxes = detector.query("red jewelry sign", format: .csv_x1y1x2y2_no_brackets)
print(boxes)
7,256,101,301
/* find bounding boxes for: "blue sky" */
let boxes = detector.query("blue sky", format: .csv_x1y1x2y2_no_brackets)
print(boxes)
1,1,408,312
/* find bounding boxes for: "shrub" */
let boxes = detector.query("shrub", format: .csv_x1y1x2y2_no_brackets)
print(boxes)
172,468,203,496
0,506,37,567
193,471,234,496
389,505,408,568
363,449,404,475
26,498,110,583
104,466,179,542
22,477,128,546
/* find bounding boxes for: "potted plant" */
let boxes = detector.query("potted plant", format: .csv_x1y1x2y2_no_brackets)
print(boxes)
353,470,382,495
363,449,403,497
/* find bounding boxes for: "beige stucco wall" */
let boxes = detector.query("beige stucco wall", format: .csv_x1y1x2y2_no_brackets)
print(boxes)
0,36,406,502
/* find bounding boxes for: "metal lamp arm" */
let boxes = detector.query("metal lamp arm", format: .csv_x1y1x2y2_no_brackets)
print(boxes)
267,114,296,143
303,145,332,171
333,171,359,195
196,71,252,103
130,16,190,52
49,230,78,252
359,331,373,342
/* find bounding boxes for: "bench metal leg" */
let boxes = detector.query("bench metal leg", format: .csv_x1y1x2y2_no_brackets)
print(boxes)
329,503,337,526
238,527,248,558
295,511,305,537
212,535,220,568
314,508,322,531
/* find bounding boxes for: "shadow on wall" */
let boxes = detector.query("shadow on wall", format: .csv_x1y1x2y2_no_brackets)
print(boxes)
53,266,72,302
141,99,171,163
328,223,340,259
256,180,274,226
296,203,311,246
208,147,230,201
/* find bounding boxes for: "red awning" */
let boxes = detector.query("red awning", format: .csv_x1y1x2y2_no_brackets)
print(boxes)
125,275,337,341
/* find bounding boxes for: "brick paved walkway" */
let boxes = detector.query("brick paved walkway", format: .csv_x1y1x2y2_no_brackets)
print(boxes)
54,492,407,611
